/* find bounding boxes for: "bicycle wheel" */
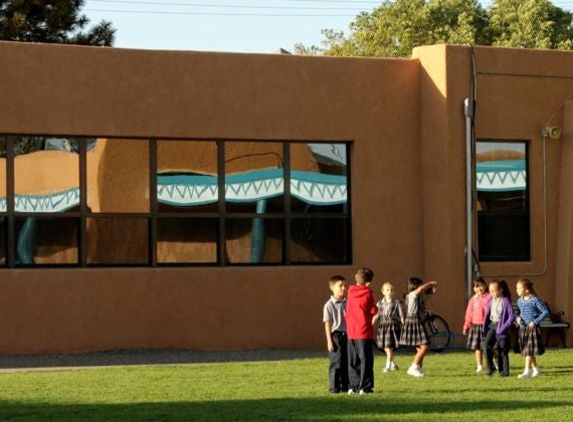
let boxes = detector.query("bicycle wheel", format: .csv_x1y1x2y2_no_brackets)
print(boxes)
427,314,451,352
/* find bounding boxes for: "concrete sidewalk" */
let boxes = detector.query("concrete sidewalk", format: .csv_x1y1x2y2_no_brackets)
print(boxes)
0,349,324,373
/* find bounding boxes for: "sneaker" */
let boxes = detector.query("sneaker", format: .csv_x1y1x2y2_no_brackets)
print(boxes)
359,389,373,395
348,389,357,395
532,369,541,378
407,366,425,378
390,363,399,371
383,368,390,373
476,366,483,373
517,371,531,379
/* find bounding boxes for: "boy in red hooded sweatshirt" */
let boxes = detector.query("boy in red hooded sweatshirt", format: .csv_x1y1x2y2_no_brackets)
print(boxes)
346,267,378,394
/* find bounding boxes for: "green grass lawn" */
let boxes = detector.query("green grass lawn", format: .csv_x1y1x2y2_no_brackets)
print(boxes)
0,349,572,421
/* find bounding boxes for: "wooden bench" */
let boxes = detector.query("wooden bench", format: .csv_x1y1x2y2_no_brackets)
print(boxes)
539,309,570,348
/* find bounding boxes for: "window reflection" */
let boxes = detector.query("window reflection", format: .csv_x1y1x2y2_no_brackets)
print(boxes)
225,218,283,264
290,143,348,214
476,141,530,261
88,139,149,213
13,137,84,213
87,217,148,264
157,140,218,213
157,218,217,264
14,217,78,265
225,142,284,213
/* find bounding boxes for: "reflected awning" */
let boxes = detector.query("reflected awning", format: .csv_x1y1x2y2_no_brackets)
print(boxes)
476,160,526,192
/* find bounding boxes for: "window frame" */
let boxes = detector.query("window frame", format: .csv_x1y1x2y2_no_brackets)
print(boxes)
0,136,352,268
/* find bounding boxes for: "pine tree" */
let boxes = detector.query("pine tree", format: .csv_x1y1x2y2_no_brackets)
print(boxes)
0,0,115,46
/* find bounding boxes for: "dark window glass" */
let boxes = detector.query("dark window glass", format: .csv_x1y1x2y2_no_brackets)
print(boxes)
0,216,6,266
476,141,530,261
87,217,148,264
225,218,283,264
14,217,78,265
291,217,350,263
157,218,217,264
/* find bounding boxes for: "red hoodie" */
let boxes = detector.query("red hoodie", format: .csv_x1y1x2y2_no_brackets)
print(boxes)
346,284,378,339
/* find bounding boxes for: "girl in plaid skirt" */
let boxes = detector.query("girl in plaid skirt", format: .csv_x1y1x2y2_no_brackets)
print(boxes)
400,277,438,378
462,277,491,373
515,278,550,379
373,282,404,373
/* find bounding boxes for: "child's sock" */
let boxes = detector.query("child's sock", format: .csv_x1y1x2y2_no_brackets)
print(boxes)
476,364,483,373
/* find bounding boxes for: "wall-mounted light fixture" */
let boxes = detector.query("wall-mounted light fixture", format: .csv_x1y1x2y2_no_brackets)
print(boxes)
542,126,561,139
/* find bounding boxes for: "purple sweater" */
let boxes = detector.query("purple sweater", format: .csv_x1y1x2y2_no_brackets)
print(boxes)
483,297,515,339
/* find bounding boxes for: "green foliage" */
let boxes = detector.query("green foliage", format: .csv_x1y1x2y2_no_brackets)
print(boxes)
0,0,115,46
298,0,573,57
488,0,573,49
0,350,573,420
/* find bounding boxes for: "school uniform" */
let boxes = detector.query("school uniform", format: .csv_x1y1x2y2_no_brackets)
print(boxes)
516,296,549,357
483,296,515,376
400,291,430,346
323,296,349,393
375,298,403,350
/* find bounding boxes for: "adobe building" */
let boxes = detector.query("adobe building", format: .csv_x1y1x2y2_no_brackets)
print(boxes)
0,41,571,354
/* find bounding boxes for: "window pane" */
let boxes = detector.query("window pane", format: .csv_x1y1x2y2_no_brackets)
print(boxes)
13,136,86,213
158,218,217,263
291,217,350,263
87,217,148,264
0,216,6,265
157,140,218,213
225,142,284,213
88,139,149,213
14,217,78,265
476,141,530,261
0,138,6,213
225,218,283,264
290,143,348,214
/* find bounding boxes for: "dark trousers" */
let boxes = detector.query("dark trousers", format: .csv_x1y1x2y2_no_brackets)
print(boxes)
484,324,510,376
347,338,374,392
328,331,349,392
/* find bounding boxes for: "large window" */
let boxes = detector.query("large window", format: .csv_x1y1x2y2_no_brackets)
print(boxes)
476,140,530,261
0,136,351,267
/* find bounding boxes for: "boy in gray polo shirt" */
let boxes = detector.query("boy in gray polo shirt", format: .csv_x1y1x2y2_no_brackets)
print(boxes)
323,275,349,393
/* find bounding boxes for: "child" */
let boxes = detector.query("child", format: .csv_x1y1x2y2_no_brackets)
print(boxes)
515,278,550,378
462,277,491,373
483,279,514,377
346,267,378,394
373,281,404,373
400,277,438,377
323,275,349,393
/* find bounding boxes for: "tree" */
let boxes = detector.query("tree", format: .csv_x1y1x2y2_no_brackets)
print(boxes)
488,0,573,49
0,0,115,46
295,0,573,57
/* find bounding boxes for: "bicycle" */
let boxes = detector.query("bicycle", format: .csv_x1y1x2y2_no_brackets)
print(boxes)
422,310,452,352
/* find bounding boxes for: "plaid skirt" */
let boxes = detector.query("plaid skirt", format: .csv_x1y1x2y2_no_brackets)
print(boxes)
400,315,430,346
376,319,401,350
466,324,484,351
519,325,545,356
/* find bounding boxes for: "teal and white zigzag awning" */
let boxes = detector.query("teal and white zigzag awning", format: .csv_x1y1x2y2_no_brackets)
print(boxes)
0,188,80,213
0,169,348,212
0,160,525,212
476,160,526,192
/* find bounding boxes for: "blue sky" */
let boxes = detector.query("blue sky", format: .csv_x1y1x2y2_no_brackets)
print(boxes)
83,0,571,54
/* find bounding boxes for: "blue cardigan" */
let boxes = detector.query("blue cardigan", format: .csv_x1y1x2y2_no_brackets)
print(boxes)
483,297,515,339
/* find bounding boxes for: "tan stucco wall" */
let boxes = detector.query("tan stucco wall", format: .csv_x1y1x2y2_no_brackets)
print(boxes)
1,41,572,353
0,41,422,353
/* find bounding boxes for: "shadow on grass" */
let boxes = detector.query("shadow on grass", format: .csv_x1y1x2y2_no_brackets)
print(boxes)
0,397,570,421
0,349,323,371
